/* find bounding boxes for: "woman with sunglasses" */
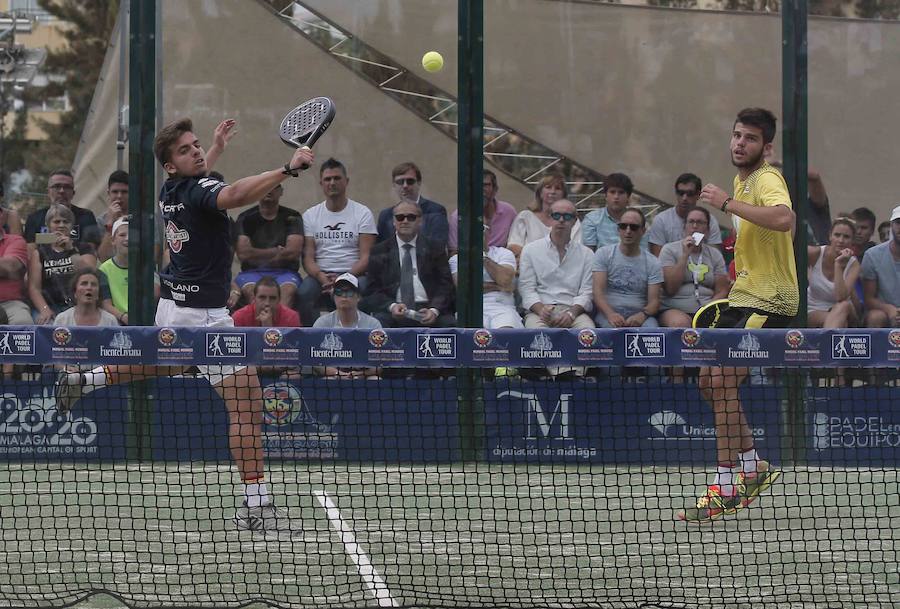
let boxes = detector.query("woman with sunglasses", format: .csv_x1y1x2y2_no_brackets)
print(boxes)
592,208,662,328
507,173,581,258
658,206,730,328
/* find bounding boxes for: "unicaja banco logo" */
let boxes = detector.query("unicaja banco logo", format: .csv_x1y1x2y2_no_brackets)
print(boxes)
649,410,686,437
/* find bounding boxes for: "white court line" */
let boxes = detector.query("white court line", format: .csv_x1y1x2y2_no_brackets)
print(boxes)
314,489,398,608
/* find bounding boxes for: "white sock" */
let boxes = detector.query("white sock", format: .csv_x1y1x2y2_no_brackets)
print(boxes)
714,464,737,497
739,448,760,477
244,479,270,508
79,366,108,395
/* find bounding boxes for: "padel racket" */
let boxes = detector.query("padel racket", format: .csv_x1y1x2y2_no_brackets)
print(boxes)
279,96,335,175
692,298,730,329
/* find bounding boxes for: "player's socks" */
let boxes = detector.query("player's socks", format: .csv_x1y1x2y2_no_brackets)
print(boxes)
244,478,270,508
78,366,110,395
739,448,761,477
714,463,737,497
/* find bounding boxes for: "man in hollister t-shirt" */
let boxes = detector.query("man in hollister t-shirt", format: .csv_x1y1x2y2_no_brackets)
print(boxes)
55,117,315,537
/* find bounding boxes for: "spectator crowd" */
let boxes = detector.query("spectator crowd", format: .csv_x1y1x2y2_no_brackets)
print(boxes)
2,158,898,384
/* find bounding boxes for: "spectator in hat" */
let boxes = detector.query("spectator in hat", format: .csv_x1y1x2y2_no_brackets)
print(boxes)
312,273,381,379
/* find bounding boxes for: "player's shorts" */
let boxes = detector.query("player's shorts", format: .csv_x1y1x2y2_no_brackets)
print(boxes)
234,269,302,289
156,298,247,386
698,302,794,329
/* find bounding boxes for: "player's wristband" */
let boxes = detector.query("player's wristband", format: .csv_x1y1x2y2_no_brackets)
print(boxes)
721,197,732,213
282,163,300,177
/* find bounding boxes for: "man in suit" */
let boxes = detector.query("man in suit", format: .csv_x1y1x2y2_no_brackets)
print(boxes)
362,200,455,327
375,162,449,250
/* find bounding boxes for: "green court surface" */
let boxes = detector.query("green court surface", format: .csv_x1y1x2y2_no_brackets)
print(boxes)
0,463,895,609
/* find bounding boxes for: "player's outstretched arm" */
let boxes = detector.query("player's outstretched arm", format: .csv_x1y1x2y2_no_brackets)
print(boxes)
216,147,314,211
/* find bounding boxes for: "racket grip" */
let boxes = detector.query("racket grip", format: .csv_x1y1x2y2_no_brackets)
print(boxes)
299,145,311,170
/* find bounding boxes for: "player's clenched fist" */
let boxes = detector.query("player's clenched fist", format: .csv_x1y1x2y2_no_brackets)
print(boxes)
288,147,315,173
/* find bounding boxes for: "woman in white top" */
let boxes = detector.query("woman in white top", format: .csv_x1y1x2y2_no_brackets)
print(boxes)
53,269,120,327
506,173,581,258
807,218,860,328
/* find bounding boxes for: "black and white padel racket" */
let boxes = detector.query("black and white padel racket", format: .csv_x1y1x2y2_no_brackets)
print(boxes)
279,96,335,175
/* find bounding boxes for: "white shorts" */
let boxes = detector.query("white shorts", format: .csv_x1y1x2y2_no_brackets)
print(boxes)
483,302,524,329
156,298,246,386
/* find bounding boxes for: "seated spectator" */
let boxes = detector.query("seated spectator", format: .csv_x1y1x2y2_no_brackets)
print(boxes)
647,173,722,256
0,216,32,325
507,173,581,258
53,269,118,327
24,169,101,249
27,205,97,324
807,218,861,328
658,207,729,328
861,205,900,328
376,162,449,249
99,218,159,325
879,221,891,243
850,206,878,261
234,183,304,308
518,199,593,379
592,208,662,328
231,276,301,328
361,201,455,328
581,172,647,252
312,273,381,379
448,169,516,254
298,158,376,326
449,223,522,329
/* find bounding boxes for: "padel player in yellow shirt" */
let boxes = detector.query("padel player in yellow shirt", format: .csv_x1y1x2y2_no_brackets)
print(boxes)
680,107,798,523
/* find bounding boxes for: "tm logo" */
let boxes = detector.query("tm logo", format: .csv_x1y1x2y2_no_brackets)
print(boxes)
498,390,572,440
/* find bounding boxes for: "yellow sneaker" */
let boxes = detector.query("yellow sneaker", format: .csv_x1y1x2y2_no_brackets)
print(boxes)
678,485,741,523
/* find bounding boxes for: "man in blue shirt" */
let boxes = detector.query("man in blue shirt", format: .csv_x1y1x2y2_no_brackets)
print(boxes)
55,117,314,537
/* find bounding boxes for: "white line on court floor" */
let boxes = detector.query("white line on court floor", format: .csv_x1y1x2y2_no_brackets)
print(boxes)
314,489,399,608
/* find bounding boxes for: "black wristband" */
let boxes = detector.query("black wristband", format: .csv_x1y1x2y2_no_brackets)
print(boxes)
282,163,299,177
721,197,732,213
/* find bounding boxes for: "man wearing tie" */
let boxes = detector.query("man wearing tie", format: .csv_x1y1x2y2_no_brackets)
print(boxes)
361,200,455,327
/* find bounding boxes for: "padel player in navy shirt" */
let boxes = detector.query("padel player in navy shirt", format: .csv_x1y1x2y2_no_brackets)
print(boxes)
56,117,315,537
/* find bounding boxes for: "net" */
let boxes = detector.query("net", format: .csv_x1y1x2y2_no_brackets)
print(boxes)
0,326,897,609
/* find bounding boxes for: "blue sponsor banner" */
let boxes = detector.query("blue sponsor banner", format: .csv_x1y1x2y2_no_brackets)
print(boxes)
0,378,127,461
806,387,900,466
1,326,895,367
484,381,782,464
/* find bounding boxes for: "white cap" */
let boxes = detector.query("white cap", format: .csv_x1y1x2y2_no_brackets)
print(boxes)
334,272,359,289
891,205,900,222
112,217,128,237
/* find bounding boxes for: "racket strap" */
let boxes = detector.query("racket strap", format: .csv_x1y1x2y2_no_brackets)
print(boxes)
282,163,300,178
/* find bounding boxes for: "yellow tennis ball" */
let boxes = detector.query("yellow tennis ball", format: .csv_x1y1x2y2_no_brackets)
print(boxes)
422,51,444,73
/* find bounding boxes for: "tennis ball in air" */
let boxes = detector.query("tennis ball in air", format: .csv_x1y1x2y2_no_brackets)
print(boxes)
422,51,444,73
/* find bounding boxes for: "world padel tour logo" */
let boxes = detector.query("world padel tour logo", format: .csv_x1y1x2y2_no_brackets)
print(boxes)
52,327,71,346
521,332,561,359
473,329,492,348
262,383,304,426
417,334,456,359
728,333,769,360
263,328,283,347
206,332,246,358
158,327,177,346
832,334,870,360
624,332,665,358
0,330,34,356
311,332,353,358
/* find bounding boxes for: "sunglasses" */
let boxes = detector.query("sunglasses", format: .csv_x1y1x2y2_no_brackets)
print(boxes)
550,212,576,222
617,222,642,232
675,189,697,198
394,213,420,222
333,286,358,297
394,178,418,186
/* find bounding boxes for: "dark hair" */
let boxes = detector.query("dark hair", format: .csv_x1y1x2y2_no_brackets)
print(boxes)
850,207,877,226
604,173,634,196
832,218,856,234
154,117,194,166
484,168,498,189
320,157,347,177
878,220,891,232
530,173,568,212
734,107,777,144
674,173,702,192
392,161,421,182
107,170,129,188
207,171,225,182
254,276,280,296
686,205,711,227
48,168,74,182
621,206,647,228
69,269,102,299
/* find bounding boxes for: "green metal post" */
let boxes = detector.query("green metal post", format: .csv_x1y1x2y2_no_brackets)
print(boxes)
457,0,484,461
127,0,157,460
782,0,808,466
